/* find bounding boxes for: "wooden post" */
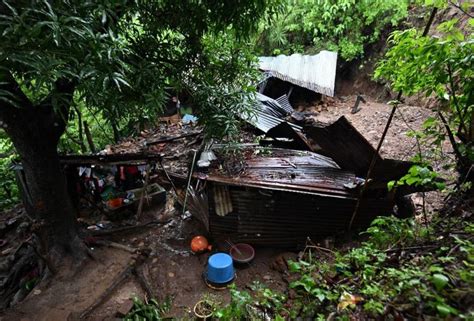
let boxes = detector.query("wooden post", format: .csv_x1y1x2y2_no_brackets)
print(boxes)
136,163,151,221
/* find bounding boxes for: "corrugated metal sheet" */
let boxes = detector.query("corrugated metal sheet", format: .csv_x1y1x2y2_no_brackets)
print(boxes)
265,122,313,151
208,185,394,247
275,95,294,114
256,93,289,118
259,51,338,97
240,93,300,134
304,116,414,180
304,116,380,177
198,148,356,198
240,108,302,134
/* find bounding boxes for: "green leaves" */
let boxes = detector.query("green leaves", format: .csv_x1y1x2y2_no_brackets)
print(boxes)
211,215,474,320
431,273,449,291
1,0,275,140
375,12,474,174
124,297,171,321
388,164,445,191
0,137,18,210
256,0,410,60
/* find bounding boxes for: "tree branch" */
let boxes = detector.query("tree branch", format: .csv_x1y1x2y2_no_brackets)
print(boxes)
449,1,474,18
437,110,464,164
0,70,33,124
37,78,77,140
447,65,468,139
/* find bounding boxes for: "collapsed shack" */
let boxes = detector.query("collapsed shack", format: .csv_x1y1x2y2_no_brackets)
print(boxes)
186,92,422,248
192,147,395,247
11,96,420,249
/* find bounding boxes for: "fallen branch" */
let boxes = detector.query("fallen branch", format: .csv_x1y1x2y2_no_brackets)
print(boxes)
134,264,155,299
385,245,437,253
79,259,136,319
79,253,152,319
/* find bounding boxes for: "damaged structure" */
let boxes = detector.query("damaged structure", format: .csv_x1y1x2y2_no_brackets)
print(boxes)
198,148,393,247
12,50,418,249
191,115,414,247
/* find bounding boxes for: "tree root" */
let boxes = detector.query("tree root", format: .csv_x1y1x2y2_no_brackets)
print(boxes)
79,262,134,319
93,239,138,254
79,253,152,319
0,244,38,310
134,264,155,299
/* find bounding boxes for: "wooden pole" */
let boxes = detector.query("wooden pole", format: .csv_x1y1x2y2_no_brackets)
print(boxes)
136,163,151,221
348,7,438,230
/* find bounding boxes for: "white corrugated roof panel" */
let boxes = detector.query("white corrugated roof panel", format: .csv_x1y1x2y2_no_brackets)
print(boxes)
258,51,338,97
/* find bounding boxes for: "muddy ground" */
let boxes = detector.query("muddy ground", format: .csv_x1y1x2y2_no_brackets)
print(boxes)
0,95,452,320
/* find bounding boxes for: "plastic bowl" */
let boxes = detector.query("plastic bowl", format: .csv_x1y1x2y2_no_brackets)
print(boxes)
206,253,234,284
229,243,255,264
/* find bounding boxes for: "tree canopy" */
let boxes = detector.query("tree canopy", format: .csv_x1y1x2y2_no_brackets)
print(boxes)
0,1,277,132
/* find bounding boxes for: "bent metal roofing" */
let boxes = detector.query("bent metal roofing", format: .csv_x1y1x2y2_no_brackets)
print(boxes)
258,51,338,97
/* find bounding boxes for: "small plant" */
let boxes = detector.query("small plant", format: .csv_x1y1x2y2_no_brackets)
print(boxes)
123,296,171,321
193,293,221,319
387,164,446,192
0,137,19,210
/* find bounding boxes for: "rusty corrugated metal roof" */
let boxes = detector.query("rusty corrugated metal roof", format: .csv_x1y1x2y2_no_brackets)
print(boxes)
198,148,358,198
196,147,397,247
258,51,338,97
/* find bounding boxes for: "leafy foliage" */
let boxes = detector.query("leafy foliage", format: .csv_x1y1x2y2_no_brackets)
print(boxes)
0,135,18,210
123,297,171,321
388,164,446,192
0,0,277,139
214,283,287,320
211,216,474,320
184,32,259,139
375,10,474,173
256,0,410,60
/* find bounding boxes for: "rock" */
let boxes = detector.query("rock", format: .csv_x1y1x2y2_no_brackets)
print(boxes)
115,299,134,317
168,272,175,278
270,254,288,273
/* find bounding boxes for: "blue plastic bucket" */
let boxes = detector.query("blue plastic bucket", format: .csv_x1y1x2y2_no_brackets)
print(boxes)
206,253,234,284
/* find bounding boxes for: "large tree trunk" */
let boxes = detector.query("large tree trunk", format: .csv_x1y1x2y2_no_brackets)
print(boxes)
7,109,85,262
0,74,85,264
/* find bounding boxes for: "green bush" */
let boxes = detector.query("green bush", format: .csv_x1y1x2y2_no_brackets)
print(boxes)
256,0,410,60
0,137,18,211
